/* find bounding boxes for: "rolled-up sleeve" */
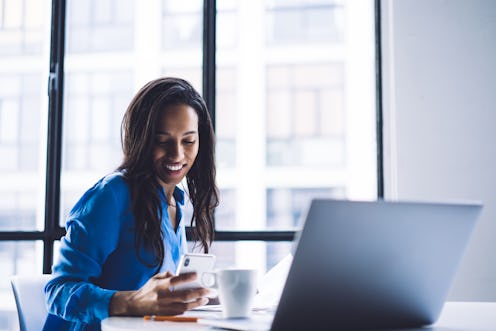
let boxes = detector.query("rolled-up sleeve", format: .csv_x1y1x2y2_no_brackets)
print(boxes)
45,183,121,324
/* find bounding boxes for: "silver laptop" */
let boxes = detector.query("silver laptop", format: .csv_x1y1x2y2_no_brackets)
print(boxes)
199,199,482,330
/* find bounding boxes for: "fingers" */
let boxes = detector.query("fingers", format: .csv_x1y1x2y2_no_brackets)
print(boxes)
154,272,210,300
186,297,209,310
172,287,211,302
169,272,197,286
156,271,197,285
154,271,196,295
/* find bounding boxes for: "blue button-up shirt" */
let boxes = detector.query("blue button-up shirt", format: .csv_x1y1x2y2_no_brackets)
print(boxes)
44,172,188,331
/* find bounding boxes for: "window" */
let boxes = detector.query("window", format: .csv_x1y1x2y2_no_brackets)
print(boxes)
0,1,379,329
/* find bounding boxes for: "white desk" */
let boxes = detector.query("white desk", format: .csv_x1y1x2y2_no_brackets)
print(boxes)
102,302,496,331
102,310,216,331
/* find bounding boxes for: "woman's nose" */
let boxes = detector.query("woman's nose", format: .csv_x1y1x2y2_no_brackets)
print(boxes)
168,142,184,161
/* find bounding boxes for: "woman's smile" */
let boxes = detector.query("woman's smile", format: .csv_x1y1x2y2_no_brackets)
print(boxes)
165,163,184,172
163,162,186,177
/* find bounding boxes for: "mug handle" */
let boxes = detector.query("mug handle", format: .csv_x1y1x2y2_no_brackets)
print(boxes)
201,271,218,288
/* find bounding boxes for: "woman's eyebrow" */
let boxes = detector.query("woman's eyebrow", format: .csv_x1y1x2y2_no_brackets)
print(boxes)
156,130,198,136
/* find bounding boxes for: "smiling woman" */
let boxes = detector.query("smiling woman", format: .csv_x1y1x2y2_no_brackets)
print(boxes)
43,77,219,331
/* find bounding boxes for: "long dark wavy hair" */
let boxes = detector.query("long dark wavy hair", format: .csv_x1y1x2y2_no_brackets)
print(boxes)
118,77,218,272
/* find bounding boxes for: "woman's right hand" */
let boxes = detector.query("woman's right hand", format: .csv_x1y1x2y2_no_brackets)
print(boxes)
109,271,210,316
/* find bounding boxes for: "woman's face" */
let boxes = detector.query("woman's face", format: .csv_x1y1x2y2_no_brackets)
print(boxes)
153,103,199,188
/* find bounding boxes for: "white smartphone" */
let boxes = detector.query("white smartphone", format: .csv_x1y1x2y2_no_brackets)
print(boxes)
174,253,216,291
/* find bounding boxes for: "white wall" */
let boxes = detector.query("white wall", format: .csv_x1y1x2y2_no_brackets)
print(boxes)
381,0,496,300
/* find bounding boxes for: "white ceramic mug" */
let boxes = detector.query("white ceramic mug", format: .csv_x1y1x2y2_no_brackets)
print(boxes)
202,268,258,318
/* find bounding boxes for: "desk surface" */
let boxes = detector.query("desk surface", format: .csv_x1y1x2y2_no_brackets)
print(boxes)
102,302,496,331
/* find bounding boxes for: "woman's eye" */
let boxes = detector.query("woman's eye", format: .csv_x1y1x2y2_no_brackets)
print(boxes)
156,140,195,146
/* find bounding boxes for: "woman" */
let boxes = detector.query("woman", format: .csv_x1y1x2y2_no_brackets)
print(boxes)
44,77,219,331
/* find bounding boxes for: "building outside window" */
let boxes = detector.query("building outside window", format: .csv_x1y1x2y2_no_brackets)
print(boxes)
0,1,376,330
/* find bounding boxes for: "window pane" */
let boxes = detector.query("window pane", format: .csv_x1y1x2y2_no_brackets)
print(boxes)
216,0,377,231
61,71,134,226
0,241,43,331
0,0,50,231
0,0,48,322
61,0,203,226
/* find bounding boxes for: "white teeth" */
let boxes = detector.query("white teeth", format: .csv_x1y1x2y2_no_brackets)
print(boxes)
165,164,182,171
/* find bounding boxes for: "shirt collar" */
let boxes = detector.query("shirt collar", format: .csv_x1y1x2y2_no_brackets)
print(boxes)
173,186,185,205
159,185,185,205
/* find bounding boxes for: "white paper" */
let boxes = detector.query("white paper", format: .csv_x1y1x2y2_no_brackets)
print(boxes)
253,254,293,311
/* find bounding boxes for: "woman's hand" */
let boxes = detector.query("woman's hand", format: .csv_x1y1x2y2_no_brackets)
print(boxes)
109,271,210,316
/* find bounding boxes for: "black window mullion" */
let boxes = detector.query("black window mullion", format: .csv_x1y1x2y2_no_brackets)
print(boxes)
213,230,295,242
44,0,67,274
375,0,384,199
185,228,295,242
202,0,216,129
0,232,44,241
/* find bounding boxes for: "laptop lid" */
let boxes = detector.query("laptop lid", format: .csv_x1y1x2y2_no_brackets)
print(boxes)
271,199,482,330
